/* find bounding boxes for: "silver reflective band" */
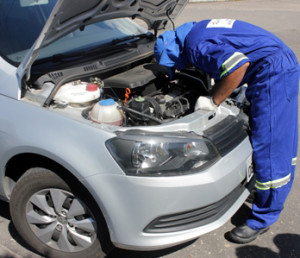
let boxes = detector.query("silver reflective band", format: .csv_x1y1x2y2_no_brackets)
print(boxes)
292,157,297,166
255,173,291,190
220,52,248,78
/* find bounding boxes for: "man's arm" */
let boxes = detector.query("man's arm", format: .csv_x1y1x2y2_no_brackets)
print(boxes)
211,62,250,106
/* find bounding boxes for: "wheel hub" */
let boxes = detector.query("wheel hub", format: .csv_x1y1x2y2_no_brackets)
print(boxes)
25,188,97,252
57,215,67,224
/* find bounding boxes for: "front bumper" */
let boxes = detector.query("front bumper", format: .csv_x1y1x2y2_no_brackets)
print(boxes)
82,137,253,251
144,177,254,233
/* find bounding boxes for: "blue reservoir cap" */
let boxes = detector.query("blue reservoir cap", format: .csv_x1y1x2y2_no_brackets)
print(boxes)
99,98,115,106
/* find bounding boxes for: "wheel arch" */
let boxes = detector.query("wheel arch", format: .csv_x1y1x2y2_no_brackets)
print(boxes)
4,153,71,197
3,153,104,217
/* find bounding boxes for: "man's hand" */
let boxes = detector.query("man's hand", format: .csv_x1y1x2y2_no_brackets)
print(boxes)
194,96,218,111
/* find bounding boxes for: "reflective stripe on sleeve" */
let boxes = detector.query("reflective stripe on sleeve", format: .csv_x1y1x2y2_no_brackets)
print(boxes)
255,173,291,190
220,52,248,78
292,157,297,166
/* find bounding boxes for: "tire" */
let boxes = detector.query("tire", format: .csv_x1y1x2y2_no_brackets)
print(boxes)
10,167,111,258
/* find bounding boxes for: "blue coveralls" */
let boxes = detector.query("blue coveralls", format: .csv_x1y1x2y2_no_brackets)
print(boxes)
184,19,299,230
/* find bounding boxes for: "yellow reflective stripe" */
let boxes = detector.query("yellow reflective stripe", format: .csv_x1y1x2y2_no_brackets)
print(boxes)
255,173,291,190
222,52,244,68
292,157,297,166
255,184,269,191
220,52,248,78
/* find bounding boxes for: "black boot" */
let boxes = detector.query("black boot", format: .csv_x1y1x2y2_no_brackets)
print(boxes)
228,224,270,243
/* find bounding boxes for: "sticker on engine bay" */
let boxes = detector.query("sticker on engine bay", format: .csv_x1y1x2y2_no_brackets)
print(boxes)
206,19,236,29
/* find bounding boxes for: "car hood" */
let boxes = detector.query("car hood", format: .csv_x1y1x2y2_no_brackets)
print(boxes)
18,0,188,81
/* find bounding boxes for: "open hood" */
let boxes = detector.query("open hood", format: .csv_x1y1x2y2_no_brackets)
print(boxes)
18,0,188,82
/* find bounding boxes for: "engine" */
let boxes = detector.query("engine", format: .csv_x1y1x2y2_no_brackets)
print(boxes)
96,64,210,126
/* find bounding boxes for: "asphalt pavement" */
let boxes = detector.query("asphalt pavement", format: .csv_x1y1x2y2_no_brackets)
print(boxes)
1,0,300,257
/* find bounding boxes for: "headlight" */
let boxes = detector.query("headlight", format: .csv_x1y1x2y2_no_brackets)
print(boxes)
106,131,220,176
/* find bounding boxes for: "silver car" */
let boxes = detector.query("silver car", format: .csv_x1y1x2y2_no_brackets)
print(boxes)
0,0,254,257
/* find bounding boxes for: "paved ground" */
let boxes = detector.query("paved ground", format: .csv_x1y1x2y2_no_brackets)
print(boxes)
1,0,300,257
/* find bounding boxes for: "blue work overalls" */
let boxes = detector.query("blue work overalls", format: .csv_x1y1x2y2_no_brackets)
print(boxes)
185,19,299,230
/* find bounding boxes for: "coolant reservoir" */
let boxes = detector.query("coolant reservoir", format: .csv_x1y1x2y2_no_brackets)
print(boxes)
90,99,123,126
54,80,100,107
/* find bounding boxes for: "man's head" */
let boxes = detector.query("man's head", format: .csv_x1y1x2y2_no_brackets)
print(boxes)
154,22,195,78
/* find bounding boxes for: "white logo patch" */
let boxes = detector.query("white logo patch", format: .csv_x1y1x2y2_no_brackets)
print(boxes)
206,19,236,29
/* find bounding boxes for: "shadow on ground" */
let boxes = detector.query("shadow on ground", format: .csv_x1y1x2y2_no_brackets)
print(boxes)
235,234,300,258
223,202,300,258
106,240,197,258
0,200,40,257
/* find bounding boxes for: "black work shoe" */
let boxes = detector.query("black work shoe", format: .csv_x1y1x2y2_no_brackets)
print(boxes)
228,224,270,244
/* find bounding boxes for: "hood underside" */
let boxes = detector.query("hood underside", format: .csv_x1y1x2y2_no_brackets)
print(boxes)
44,0,188,47
18,0,188,81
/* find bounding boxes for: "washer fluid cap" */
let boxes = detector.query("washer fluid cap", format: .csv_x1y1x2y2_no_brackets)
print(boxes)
99,99,115,106
90,98,123,126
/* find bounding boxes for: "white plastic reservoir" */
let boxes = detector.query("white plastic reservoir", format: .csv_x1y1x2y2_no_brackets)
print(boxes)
90,99,123,126
54,81,100,106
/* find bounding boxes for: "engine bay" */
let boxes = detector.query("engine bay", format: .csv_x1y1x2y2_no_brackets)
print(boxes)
25,63,214,127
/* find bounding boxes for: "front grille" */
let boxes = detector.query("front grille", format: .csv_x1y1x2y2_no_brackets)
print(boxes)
144,177,255,233
204,115,248,156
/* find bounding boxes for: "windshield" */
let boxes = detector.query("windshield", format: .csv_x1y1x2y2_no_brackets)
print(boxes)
0,0,148,65
38,18,148,60
0,0,56,63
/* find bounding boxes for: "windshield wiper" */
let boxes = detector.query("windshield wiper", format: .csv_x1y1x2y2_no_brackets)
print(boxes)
34,32,154,66
110,32,154,45
35,41,137,65
82,32,154,55
35,32,154,65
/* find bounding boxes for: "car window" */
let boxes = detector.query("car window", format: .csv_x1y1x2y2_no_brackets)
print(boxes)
0,0,56,63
